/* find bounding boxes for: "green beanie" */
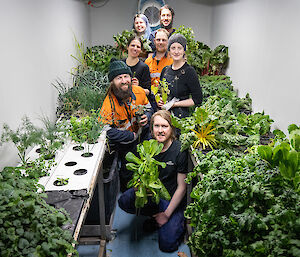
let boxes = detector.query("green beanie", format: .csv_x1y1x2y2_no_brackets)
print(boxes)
108,58,132,81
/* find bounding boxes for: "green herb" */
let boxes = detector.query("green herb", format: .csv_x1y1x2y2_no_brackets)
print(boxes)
151,78,170,104
0,116,43,166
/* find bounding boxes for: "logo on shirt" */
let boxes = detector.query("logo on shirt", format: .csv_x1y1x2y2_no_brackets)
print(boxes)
166,161,174,166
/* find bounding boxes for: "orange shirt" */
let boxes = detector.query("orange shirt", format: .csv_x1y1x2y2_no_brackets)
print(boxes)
99,85,149,133
145,52,173,87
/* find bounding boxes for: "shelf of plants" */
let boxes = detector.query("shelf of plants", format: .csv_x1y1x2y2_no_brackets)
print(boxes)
1,25,299,257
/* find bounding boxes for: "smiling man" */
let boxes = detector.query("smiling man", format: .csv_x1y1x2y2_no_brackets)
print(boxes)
118,110,188,252
145,28,173,87
149,5,176,51
100,58,153,190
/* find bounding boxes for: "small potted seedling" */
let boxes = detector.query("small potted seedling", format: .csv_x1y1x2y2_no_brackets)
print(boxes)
54,177,69,186
134,105,146,124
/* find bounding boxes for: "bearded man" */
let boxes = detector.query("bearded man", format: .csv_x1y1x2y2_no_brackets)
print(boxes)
149,5,176,51
100,58,153,190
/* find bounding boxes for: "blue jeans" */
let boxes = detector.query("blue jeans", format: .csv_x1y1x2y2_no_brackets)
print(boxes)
118,188,185,252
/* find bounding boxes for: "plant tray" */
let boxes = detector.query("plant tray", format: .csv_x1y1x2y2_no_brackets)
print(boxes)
43,131,106,192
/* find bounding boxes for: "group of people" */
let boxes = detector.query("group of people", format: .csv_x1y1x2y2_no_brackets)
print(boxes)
99,4,203,253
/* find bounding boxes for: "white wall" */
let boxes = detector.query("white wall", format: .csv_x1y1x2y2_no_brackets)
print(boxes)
90,0,212,45
211,0,300,132
0,0,90,170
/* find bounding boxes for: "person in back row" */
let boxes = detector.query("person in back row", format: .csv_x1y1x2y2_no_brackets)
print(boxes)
145,28,173,90
149,5,176,51
133,13,152,40
99,58,153,191
118,110,188,253
158,33,203,118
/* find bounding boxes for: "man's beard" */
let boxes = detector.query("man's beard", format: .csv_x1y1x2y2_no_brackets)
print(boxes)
111,81,132,100
161,20,173,30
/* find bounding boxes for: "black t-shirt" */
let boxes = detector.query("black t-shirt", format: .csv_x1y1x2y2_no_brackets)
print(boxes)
154,140,188,197
122,59,151,91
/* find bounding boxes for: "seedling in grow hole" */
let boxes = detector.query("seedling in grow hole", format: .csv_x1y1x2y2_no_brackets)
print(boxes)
54,177,69,186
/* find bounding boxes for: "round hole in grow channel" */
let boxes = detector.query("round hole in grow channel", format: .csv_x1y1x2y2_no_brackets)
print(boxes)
65,161,77,167
73,145,84,151
74,169,88,175
81,152,93,158
36,148,41,153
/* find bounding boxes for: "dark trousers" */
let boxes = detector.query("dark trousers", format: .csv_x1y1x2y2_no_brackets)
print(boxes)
118,188,185,252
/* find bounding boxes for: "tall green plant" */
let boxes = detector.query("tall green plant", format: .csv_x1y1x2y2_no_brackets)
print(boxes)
1,117,43,166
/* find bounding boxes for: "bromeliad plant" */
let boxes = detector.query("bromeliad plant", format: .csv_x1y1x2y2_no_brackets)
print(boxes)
125,140,171,208
172,107,218,151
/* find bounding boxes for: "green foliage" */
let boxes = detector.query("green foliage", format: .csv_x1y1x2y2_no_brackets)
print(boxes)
126,140,170,208
185,151,300,256
54,69,109,118
174,25,229,76
0,116,43,166
39,116,66,160
68,109,104,153
113,29,152,57
0,168,78,256
257,126,300,191
85,45,120,73
151,78,170,104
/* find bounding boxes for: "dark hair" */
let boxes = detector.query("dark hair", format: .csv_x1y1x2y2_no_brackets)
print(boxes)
150,110,176,141
160,5,175,18
127,35,144,51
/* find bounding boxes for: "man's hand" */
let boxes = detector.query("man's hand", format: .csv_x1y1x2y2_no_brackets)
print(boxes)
153,212,169,227
138,114,148,127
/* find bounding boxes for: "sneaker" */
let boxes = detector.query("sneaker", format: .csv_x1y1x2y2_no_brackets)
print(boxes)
142,217,159,233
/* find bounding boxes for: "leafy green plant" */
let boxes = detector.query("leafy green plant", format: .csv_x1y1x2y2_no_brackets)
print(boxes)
257,125,300,191
54,69,109,118
125,140,170,208
85,45,120,73
185,151,300,256
0,117,43,166
68,109,104,154
0,167,78,256
151,78,170,104
71,34,88,74
113,29,152,58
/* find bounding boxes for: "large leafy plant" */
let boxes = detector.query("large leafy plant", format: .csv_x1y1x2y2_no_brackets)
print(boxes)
125,140,170,208
257,124,300,191
185,150,300,256
0,167,78,257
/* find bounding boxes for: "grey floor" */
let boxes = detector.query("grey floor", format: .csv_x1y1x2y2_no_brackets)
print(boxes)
77,202,191,257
